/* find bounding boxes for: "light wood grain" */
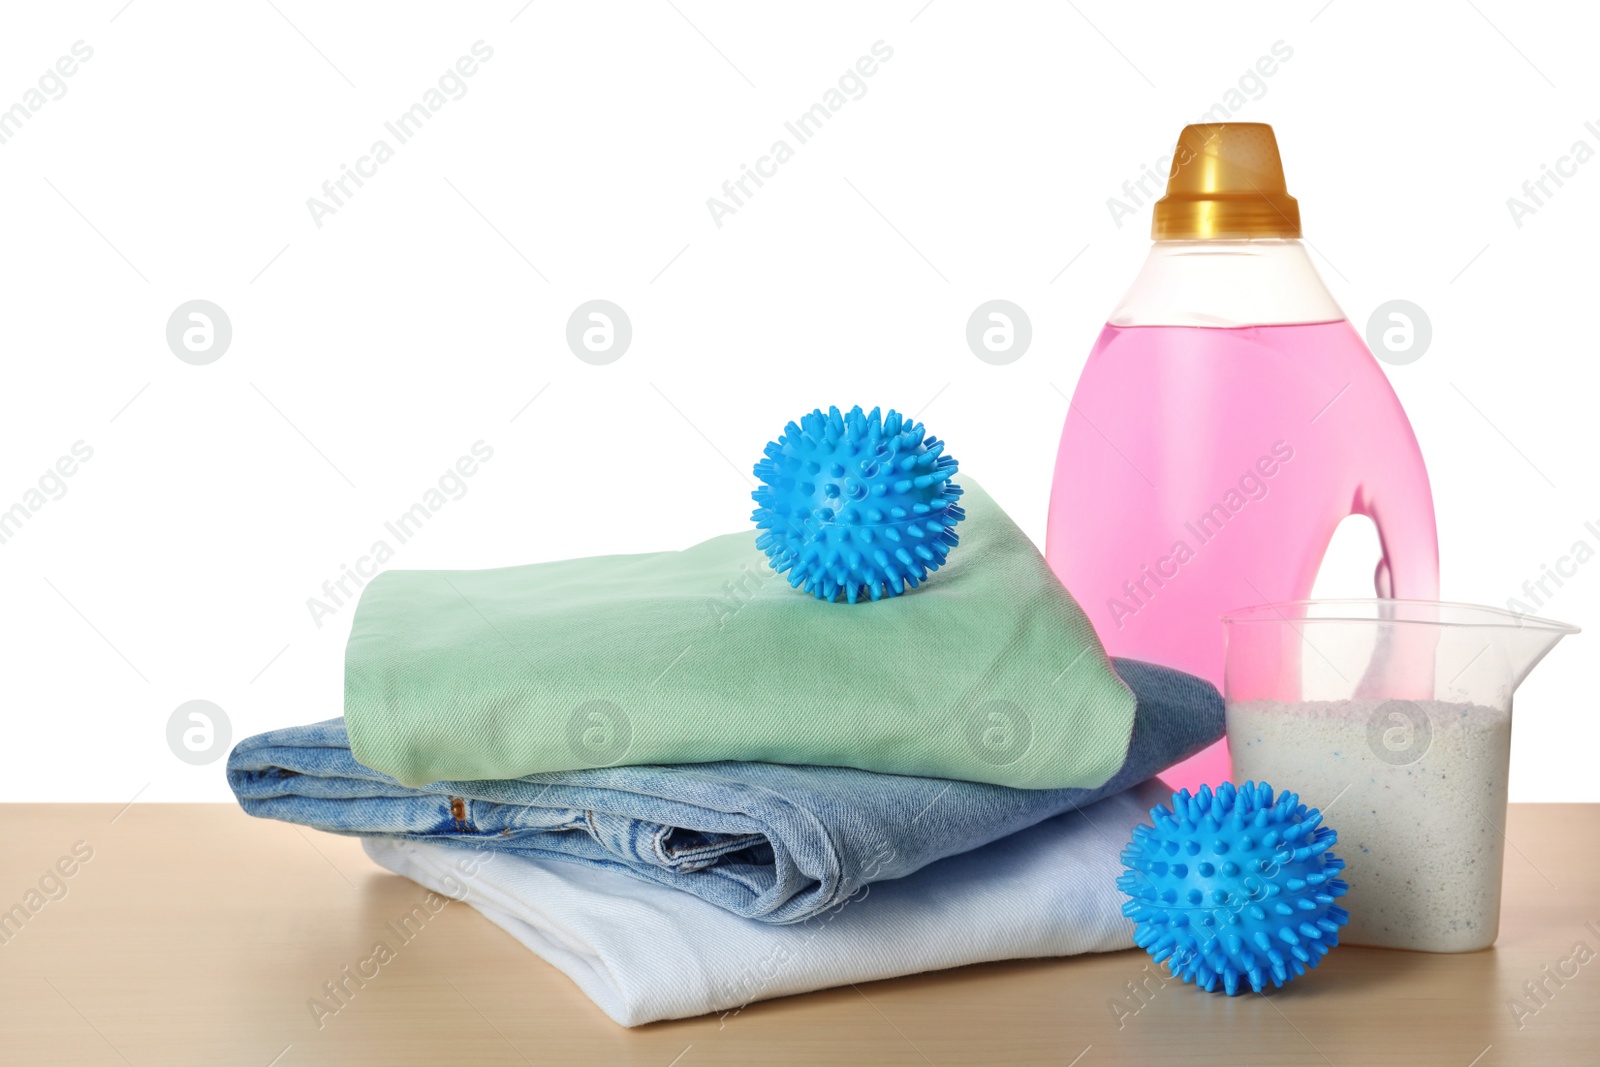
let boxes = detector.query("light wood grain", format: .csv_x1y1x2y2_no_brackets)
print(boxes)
1,803,1595,1065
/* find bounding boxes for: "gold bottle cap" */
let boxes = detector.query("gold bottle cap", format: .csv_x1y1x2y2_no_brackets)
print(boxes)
1152,123,1301,240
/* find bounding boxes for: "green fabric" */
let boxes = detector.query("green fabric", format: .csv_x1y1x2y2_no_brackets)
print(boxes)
344,478,1136,789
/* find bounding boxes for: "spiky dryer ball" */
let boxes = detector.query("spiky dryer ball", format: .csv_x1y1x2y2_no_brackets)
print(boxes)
1117,782,1349,995
751,405,963,603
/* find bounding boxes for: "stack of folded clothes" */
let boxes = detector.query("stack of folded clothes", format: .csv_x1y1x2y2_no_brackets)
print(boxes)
228,478,1220,1026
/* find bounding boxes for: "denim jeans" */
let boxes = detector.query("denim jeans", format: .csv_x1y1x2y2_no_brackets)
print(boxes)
227,659,1219,924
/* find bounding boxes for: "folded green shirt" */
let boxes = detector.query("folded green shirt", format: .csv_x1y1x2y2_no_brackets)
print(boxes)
345,477,1136,789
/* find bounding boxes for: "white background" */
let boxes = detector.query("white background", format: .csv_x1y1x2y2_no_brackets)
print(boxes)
1,1,1594,802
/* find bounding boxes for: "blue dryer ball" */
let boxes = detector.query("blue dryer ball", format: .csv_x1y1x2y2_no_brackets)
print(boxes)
1117,781,1349,995
751,404,963,604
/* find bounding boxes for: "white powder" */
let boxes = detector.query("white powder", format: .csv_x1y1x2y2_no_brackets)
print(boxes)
1227,698,1512,952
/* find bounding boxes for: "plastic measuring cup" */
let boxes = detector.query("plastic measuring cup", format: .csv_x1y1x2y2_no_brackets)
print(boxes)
1222,599,1577,952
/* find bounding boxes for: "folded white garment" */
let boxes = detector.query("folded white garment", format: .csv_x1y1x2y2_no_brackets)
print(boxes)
361,779,1166,1026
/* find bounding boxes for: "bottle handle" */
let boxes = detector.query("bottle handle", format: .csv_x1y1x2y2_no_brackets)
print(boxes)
1374,556,1395,599
1359,497,1441,700
1366,499,1440,601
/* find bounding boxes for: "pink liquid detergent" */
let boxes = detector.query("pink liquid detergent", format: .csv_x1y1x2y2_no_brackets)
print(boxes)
1047,125,1439,790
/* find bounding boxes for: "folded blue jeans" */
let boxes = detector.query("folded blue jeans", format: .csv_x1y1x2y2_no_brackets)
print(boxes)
227,659,1219,924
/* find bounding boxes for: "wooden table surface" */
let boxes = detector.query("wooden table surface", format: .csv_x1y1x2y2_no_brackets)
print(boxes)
2,803,1596,1066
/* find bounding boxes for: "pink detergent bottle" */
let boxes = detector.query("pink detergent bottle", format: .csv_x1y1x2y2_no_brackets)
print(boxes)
1046,123,1440,790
